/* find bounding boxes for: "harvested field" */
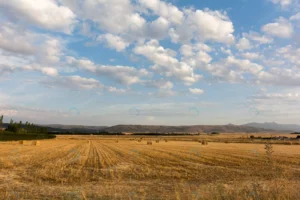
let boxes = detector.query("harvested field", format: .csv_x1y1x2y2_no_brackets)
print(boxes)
0,135,299,199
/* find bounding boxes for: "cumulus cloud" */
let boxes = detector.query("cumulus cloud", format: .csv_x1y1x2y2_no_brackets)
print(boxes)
97,34,130,52
269,0,296,9
133,40,203,85
236,37,252,51
138,0,184,24
262,17,293,38
22,64,59,76
60,0,145,35
66,56,149,85
290,12,300,21
40,75,127,94
189,88,204,95
169,8,235,44
143,79,173,90
0,23,65,77
241,52,261,60
0,0,77,34
243,31,273,44
256,68,300,86
276,45,300,67
0,23,36,55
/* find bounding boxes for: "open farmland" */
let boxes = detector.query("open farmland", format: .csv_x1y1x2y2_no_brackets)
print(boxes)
0,135,300,200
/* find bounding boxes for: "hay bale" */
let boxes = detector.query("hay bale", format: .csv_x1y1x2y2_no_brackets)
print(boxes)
155,140,159,143
147,141,152,145
19,140,27,145
138,140,141,142
32,141,40,146
164,139,168,142
201,140,208,145
115,140,119,143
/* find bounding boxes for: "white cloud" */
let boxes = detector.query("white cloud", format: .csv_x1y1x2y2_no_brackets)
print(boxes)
97,34,130,52
0,23,36,55
241,52,261,60
138,0,184,24
269,0,295,9
133,40,203,85
66,56,149,85
243,31,273,44
226,56,264,75
220,47,232,55
169,8,235,44
0,0,77,34
236,37,252,51
0,64,16,76
0,23,65,77
41,75,101,90
196,51,212,64
39,38,63,64
256,67,300,86
144,79,173,90
262,17,293,38
290,12,300,21
276,45,300,67
22,64,59,77
189,88,204,95
60,0,145,35
180,45,194,57
146,17,170,39
41,75,127,94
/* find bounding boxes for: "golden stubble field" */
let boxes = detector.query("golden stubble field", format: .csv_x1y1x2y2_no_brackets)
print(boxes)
0,135,299,200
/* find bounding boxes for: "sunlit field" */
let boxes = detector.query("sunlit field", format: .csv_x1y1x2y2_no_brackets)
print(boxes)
0,135,300,200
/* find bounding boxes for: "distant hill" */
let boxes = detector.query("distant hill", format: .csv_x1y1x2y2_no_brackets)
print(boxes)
1,123,281,134
242,122,300,132
1,123,108,133
102,124,271,134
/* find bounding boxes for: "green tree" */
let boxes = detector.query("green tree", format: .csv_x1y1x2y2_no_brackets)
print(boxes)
0,115,3,128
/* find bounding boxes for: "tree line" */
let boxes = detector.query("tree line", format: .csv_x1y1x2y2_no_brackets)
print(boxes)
0,115,48,134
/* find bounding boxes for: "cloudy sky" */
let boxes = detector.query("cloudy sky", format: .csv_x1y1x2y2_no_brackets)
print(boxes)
0,0,299,126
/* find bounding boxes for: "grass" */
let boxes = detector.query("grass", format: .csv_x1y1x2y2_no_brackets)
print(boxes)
0,134,299,199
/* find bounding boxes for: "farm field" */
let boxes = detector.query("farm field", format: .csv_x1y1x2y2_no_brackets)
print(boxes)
0,135,300,200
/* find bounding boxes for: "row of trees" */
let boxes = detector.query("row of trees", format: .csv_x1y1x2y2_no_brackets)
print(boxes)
0,115,47,134
0,115,3,128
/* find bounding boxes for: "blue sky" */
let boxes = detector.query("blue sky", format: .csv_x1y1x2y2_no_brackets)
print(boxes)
0,0,299,126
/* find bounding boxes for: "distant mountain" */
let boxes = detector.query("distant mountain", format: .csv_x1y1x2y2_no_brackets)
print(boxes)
1,123,108,133
2,123,279,134
102,124,271,134
40,124,108,133
242,122,300,132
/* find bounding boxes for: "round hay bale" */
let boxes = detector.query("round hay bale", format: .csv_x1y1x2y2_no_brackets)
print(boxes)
32,141,40,146
147,141,152,145
155,140,159,143
19,140,28,145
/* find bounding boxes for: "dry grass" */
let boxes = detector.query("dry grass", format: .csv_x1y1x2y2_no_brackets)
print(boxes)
0,135,299,199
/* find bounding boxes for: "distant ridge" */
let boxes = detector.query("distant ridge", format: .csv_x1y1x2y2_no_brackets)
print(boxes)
242,122,300,132
102,124,272,134
3,122,290,134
